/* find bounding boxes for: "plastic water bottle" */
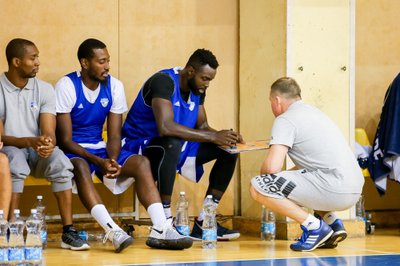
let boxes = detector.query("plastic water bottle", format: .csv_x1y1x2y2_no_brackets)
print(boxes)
0,210,9,265
175,191,190,236
78,230,105,242
355,195,365,222
25,209,42,266
33,195,47,249
261,205,276,241
202,195,217,249
8,209,25,266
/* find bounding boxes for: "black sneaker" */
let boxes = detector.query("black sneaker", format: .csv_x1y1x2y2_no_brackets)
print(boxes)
190,218,240,241
61,228,90,251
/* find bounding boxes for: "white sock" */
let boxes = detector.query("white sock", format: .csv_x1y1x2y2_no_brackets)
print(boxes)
91,204,121,232
322,212,338,225
197,199,219,222
301,214,321,231
163,207,172,219
147,203,167,229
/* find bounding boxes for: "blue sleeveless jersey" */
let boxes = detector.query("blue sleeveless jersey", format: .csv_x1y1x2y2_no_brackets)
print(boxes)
122,68,200,141
122,68,204,182
67,72,112,144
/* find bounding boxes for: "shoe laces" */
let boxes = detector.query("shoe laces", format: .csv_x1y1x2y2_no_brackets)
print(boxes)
103,229,124,244
299,228,310,243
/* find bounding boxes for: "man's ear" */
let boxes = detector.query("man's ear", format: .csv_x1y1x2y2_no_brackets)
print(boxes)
11,57,20,68
80,58,89,69
187,65,195,77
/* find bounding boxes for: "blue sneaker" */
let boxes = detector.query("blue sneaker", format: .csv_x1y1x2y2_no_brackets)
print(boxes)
318,219,347,249
290,221,333,252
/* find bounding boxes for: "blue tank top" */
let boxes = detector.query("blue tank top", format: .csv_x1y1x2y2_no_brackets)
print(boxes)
67,72,112,144
122,68,201,140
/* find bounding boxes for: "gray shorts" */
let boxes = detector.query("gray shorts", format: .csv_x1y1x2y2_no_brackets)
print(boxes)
2,146,73,193
250,169,360,211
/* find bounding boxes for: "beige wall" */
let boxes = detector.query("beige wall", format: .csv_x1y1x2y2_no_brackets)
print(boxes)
239,0,287,218
356,1,400,210
0,0,238,218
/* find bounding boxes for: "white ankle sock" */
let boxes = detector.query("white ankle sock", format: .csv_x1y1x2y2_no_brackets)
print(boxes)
148,203,167,229
322,212,338,225
91,204,121,231
301,214,321,231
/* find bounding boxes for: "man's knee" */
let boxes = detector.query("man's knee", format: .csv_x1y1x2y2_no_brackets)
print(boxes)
249,185,260,201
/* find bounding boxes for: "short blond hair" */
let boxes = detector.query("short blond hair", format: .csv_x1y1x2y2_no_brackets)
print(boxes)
271,77,302,99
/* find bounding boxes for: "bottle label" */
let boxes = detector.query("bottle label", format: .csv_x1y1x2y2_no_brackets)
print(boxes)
8,247,24,261
0,248,8,262
40,230,47,244
261,222,276,234
25,247,42,261
175,225,190,236
202,229,217,241
78,231,88,241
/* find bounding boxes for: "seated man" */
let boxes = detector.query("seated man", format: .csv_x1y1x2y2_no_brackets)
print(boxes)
0,38,89,250
121,49,242,240
0,121,11,220
55,38,192,252
250,77,364,251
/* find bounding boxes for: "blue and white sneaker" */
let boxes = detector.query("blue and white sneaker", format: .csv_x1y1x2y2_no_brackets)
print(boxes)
290,221,333,252
318,219,347,249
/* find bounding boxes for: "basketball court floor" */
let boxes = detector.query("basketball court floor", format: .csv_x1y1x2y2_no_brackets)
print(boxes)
43,229,400,265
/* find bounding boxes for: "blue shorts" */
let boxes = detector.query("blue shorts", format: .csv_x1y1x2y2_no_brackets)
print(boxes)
65,148,134,181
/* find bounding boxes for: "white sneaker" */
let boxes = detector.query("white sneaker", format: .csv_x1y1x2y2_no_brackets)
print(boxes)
146,219,193,250
104,229,134,253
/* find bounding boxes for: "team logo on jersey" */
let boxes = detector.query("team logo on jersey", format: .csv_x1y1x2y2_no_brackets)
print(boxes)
78,103,84,109
30,101,38,111
100,98,109,107
174,101,180,107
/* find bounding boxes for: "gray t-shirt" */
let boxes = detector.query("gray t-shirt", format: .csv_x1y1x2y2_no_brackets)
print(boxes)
0,73,55,137
270,100,364,193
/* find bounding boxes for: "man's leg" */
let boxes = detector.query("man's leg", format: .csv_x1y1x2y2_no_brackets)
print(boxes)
0,154,12,220
120,153,192,250
73,158,133,253
0,146,30,221
190,142,240,240
34,147,89,251
250,172,333,251
143,137,182,218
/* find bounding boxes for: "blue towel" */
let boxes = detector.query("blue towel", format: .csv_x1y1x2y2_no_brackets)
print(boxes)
368,73,400,195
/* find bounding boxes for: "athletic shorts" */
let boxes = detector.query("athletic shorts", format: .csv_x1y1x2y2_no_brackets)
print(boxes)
250,169,360,211
65,148,135,194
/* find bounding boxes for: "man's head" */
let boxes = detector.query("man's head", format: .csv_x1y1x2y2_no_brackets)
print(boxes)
269,77,302,117
77,38,110,83
5,38,40,78
185,49,219,95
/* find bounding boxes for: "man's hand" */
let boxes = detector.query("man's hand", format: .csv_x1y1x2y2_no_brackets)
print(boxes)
34,136,55,158
0,141,3,150
100,159,122,179
212,129,243,146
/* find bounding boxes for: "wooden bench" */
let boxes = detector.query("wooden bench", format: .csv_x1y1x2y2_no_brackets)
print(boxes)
24,131,140,220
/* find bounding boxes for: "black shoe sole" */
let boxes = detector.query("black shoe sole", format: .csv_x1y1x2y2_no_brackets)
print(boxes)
318,231,347,249
146,237,193,250
115,237,134,253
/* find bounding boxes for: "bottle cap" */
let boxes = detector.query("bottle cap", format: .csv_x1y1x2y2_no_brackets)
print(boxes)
37,195,43,200
180,191,186,196
14,209,20,214
31,209,37,214
206,195,213,199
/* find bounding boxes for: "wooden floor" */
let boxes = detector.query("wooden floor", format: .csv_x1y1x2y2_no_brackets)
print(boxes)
42,229,400,265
